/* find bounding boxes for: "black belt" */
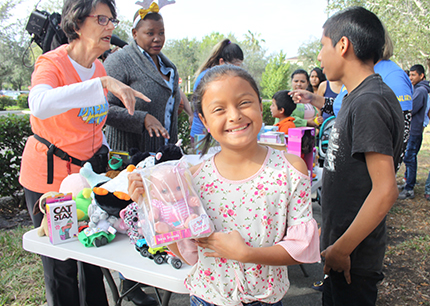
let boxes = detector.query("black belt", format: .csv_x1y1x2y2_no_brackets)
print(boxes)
33,134,85,184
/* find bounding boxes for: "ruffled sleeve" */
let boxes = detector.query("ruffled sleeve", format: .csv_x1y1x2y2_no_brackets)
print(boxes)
276,218,320,263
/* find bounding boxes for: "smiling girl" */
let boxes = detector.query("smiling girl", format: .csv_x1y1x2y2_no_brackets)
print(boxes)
129,65,320,306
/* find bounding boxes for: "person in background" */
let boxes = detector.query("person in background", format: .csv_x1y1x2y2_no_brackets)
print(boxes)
398,64,430,199
309,67,326,93
316,80,342,120
290,69,320,128
104,4,191,154
270,90,297,135
189,39,243,149
19,0,149,305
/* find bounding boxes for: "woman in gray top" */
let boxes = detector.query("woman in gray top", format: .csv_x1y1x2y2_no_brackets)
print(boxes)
104,7,184,153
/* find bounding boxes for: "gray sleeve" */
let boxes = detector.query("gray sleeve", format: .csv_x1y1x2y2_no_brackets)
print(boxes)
104,51,147,135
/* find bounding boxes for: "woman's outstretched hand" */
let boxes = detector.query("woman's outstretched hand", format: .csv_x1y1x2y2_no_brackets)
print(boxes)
100,76,151,115
196,230,249,262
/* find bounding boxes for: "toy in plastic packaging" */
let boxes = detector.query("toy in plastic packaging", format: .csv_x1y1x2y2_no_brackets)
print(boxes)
136,157,213,248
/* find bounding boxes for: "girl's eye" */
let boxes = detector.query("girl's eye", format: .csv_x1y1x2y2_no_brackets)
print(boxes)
176,186,181,191
147,32,153,35
161,189,168,194
159,32,165,36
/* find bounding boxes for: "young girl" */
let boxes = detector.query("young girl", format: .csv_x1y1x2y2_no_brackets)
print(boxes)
128,65,320,306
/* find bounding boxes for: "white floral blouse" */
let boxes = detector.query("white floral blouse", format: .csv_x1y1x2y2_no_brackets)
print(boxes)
184,148,320,306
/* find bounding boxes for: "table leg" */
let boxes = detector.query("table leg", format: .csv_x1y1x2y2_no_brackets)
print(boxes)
101,268,120,305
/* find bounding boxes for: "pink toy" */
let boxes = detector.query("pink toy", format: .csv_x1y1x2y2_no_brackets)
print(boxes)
137,157,213,248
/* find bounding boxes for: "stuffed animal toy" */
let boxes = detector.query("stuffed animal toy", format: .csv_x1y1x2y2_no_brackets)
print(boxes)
119,202,144,244
75,188,92,221
59,173,90,198
33,191,62,237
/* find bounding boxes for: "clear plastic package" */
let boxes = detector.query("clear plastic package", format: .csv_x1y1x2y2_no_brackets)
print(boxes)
136,157,213,248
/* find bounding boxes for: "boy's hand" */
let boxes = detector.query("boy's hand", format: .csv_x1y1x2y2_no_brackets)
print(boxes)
321,245,351,284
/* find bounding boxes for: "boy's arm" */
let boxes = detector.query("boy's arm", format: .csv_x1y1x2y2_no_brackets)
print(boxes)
321,152,398,283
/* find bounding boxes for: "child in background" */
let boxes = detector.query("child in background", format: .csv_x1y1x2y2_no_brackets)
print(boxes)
270,90,297,135
128,65,320,306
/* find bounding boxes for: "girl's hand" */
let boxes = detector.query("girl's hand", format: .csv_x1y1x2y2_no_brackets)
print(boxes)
128,172,145,203
196,230,250,262
144,114,170,139
100,76,151,116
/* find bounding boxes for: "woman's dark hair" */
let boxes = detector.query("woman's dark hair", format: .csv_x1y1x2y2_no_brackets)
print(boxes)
62,0,117,42
133,10,163,30
291,69,313,92
193,65,261,155
323,6,385,64
310,67,326,84
196,39,244,76
272,90,296,117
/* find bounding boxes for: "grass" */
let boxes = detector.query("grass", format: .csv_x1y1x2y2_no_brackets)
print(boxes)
0,226,45,306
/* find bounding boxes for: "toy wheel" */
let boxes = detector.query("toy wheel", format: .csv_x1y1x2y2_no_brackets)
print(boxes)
154,254,164,265
171,258,182,269
140,248,150,258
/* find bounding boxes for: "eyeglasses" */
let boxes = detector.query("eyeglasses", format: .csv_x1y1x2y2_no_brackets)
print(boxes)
87,15,119,28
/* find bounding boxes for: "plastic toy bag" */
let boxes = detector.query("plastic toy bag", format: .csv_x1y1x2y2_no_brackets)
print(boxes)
136,157,213,248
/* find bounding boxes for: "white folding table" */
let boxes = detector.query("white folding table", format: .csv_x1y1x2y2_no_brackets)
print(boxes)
23,228,191,306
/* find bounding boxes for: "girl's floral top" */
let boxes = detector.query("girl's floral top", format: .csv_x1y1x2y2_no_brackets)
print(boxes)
184,148,320,306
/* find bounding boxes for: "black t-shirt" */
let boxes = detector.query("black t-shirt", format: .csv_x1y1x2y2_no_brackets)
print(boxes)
321,74,404,277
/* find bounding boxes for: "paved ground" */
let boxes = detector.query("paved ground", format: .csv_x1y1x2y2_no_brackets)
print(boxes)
106,200,323,306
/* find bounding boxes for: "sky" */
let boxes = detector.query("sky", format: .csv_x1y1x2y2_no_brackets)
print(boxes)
16,0,329,57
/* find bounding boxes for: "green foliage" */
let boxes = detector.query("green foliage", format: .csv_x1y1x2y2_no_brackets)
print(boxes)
297,38,322,71
0,226,45,305
0,114,32,198
177,111,191,153
261,51,291,99
16,94,28,109
327,0,430,71
262,101,275,126
0,95,14,110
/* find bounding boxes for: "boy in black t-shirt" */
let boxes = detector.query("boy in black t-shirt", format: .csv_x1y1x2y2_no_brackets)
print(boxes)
317,7,404,306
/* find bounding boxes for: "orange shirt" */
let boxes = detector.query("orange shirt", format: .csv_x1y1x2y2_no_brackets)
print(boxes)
274,116,296,135
20,45,108,193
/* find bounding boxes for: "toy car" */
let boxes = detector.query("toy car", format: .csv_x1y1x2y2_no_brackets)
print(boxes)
135,238,183,269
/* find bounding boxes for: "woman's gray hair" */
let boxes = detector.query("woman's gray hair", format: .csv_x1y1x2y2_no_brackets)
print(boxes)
61,0,117,42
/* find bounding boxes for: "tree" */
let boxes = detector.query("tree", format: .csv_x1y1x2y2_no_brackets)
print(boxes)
240,31,268,89
163,37,201,92
297,38,322,71
327,0,430,71
260,51,291,99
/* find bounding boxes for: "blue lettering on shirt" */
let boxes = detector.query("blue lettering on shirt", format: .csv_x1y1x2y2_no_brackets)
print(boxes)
78,99,109,125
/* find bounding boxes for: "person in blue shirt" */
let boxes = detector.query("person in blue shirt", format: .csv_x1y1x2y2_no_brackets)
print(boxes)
399,64,430,199
190,39,243,150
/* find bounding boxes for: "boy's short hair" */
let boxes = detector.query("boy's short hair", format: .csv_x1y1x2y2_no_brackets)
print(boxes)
272,90,296,117
410,64,426,78
323,6,385,64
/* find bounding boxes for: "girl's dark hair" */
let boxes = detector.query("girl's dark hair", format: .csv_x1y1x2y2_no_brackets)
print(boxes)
193,65,261,155
133,10,163,30
272,90,296,117
196,39,244,76
62,0,117,42
310,67,326,84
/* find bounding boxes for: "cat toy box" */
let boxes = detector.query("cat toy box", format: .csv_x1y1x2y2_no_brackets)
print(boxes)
136,157,214,248
45,193,79,245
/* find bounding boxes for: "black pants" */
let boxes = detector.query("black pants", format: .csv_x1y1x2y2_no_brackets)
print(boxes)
25,188,108,306
323,270,384,306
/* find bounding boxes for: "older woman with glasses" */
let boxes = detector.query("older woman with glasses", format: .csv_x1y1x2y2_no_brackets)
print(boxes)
19,0,148,305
